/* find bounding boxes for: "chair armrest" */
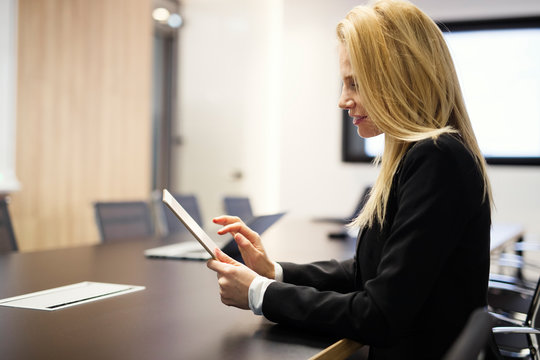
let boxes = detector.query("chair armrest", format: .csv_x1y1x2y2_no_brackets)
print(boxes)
489,273,536,290
489,311,526,326
488,280,535,297
493,326,540,335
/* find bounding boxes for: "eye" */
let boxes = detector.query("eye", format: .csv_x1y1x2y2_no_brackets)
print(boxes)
342,77,358,92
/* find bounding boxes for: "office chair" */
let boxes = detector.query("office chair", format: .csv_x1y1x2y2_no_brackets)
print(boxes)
443,308,499,360
151,190,203,237
223,196,254,221
490,277,540,359
94,201,154,242
0,197,18,252
310,309,501,360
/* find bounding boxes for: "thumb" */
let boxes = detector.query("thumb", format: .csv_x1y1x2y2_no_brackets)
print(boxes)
215,248,240,266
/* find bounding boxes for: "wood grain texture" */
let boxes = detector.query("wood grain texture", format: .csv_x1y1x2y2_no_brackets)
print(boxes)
308,338,364,360
13,0,153,251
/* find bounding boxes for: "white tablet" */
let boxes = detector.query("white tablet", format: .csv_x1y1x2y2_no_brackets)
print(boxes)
162,189,219,260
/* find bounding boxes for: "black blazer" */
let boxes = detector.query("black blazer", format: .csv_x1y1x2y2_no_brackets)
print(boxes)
262,134,491,360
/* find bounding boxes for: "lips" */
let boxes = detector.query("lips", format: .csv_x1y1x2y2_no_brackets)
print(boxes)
352,115,368,125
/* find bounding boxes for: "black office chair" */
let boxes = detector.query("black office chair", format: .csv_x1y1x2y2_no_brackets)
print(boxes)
223,196,254,221
94,201,154,242
490,277,540,359
0,197,18,252
151,190,203,236
443,308,500,360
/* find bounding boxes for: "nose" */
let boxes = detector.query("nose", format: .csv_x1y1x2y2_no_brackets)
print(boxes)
338,90,354,110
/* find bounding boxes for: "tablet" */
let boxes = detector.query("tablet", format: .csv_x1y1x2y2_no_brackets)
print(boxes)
162,189,219,260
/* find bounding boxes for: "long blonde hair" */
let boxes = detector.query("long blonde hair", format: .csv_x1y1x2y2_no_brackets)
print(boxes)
337,0,493,229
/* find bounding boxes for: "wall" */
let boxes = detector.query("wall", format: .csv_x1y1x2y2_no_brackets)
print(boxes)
176,0,540,236
176,0,282,226
0,0,20,194
12,0,153,251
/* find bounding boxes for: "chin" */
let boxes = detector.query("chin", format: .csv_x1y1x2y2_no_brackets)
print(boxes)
357,128,378,139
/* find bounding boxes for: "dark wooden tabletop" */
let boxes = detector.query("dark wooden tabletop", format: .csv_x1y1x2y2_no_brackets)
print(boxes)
0,218,356,360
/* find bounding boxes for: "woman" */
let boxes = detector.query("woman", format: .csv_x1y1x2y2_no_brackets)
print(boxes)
207,0,493,358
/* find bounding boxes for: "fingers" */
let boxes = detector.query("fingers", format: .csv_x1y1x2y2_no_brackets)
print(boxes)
217,222,259,240
215,248,240,266
207,258,227,272
207,249,240,272
234,232,253,250
207,256,255,310
212,215,242,226
213,215,261,244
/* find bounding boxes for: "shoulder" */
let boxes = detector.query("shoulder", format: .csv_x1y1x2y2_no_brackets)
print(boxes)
389,133,488,222
396,133,483,196
407,133,472,163
401,133,477,174
398,133,482,187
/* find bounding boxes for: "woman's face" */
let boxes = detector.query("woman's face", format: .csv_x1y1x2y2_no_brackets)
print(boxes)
338,44,383,139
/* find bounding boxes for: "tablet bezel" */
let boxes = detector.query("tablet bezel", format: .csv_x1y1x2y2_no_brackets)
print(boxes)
162,189,218,260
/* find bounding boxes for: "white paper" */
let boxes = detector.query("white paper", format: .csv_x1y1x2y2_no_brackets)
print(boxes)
0,281,145,311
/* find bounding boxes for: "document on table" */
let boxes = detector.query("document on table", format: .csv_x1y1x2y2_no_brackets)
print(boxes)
0,281,145,311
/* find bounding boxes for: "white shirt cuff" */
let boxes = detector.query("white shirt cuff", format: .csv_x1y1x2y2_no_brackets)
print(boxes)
248,275,274,315
274,261,283,281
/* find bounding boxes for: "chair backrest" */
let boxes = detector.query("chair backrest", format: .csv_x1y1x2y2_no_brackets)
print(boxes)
94,201,154,242
527,278,540,329
524,277,540,357
165,194,203,235
443,308,496,360
223,196,253,221
491,277,540,359
0,197,18,252
151,191,203,236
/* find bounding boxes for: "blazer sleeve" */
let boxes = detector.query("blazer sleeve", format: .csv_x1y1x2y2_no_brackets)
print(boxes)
279,258,358,293
262,137,489,346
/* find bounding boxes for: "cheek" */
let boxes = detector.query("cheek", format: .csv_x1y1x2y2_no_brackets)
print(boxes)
355,100,367,114
368,121,383,137
357,119,383,138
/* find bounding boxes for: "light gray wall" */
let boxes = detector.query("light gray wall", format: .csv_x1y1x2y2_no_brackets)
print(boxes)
176,0,540,236
0,0,20,194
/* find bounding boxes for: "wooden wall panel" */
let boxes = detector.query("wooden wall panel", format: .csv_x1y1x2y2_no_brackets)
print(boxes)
13,0,153,251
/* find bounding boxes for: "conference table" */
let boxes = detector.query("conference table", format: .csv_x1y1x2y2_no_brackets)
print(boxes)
0,218,523,360
0,218,356,360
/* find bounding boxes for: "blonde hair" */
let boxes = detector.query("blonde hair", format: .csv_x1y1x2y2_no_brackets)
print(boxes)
337,0,493,228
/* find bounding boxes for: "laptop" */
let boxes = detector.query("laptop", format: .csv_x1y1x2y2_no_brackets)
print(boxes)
145,190,285,261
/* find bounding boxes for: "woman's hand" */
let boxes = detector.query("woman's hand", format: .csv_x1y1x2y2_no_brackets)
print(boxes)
213,215,275,279
207,248,258,310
